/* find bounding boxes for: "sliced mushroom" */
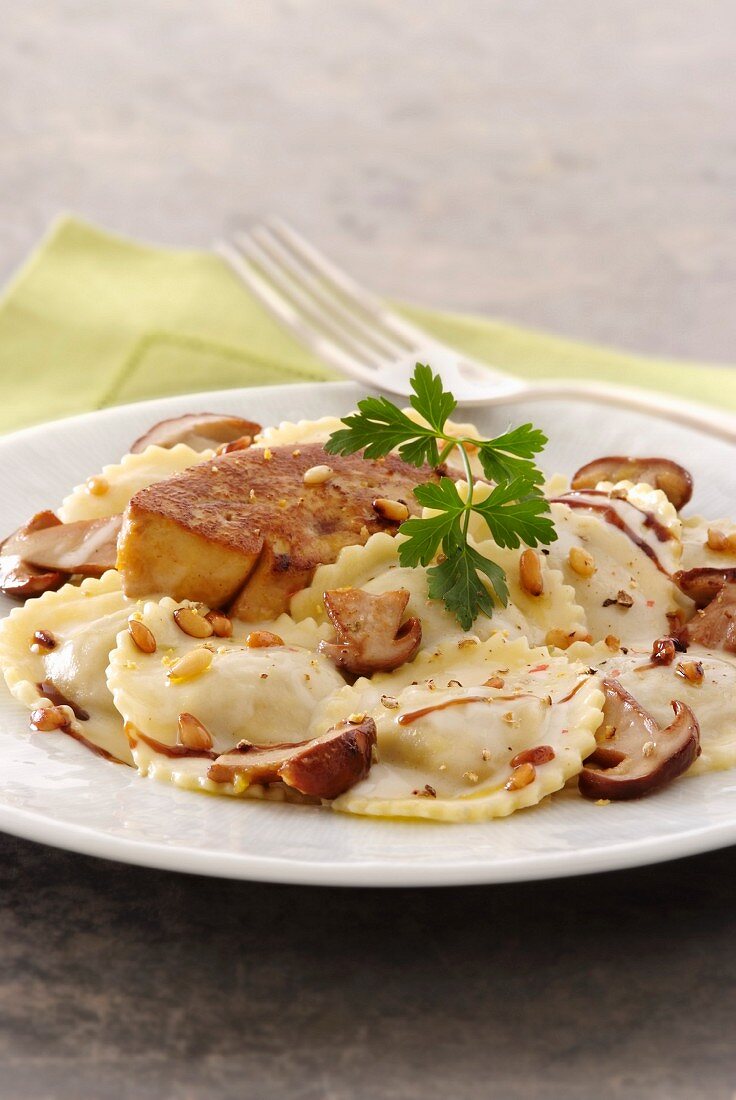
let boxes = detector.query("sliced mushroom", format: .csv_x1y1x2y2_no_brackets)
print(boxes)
207,716,377,799
17,515,122,577
680,580,736,652
579,678,700,800
130,413,262,454
319,588,422,677
571,456,693,510
674,567,736,609
0,511,68,598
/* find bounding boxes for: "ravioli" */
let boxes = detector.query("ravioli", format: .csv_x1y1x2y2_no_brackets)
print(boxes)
309,635,604,821
680,515,736,572
59,443,214,522
107,597,341,793
291,532,586,650
543,493,687,645
569,639,736,775
253,416,346,450
0,571,134,764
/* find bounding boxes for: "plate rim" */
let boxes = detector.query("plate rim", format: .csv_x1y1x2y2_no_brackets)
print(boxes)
2,380,735,886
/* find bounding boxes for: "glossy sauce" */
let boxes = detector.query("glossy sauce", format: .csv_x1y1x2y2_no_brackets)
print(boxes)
550,491,673,574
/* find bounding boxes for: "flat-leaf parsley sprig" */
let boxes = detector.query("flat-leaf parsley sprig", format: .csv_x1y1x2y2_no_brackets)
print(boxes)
324,364,557,631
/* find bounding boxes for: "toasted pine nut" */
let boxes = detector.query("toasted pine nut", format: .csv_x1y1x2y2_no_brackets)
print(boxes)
205,610,233,637
303,464,333,486
347,712,367,724
706,528,736,553
30,705,70,731
128,618,157,654
173,606,214,639
372,497,409,523
676,660,704,684
178,712,213,750
86,475,109,496
246,630,284,648
568,546,596,577
215,436,252,456
31,629,57,651
519,549,544,597
483,675,505,689
545,628,591,650
380,694,400,709
168,647,213,682
510,745,555,768
505,761,536,790
604,634,620,652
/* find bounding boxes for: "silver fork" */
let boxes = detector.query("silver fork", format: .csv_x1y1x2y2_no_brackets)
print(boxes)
216,218,736,443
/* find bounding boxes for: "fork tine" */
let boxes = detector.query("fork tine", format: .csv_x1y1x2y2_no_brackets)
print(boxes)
233,235,389,370
248,225,406,361
215,241,385,389
266,217,446,354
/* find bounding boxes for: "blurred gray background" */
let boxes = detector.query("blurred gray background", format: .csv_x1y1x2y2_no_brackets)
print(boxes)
1,0,735,361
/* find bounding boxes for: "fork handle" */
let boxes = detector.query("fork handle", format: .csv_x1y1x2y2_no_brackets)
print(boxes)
486,379,736,446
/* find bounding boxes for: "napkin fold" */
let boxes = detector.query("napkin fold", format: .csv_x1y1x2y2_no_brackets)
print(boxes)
0,216,731,434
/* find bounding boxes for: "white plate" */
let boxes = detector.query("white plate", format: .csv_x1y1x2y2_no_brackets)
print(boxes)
1,381,735,886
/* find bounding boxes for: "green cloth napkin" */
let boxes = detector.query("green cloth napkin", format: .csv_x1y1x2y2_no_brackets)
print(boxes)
0,215,732,434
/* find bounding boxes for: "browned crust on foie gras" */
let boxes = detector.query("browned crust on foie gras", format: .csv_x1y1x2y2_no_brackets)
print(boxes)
117,443,441,614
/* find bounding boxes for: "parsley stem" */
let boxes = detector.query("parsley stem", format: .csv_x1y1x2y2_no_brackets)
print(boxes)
456,442,475,539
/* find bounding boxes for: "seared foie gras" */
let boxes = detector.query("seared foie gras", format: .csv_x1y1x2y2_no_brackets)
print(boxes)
117,443,442,617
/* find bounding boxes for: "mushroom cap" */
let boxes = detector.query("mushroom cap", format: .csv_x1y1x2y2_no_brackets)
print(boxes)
207,716,377,799
0,511,68,598
130,413,262,454
18,515,122,577
571,456,693,510
680,580,736,652
674,567,736,609
579,678,700,800
319,587,422,677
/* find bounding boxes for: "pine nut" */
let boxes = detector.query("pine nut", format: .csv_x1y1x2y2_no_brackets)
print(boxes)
215,436,252,456
510,745,555,767
30,705,70,731
545,628,591,650
706,528,736,553
505,761,536,790
483,675,505,689
568,546,596,577
604,634,620,651
86,475,109,496
676,660,704,684
128,618,157,654
173,606,214,639
246,630,284,648
178,712,213,750
205,610,233,637
303,464,333,486
519,549,543,596
372,497,409,523
168,647,213,682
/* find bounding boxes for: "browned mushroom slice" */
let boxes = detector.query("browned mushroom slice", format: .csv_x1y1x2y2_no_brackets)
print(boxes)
207,716,377,799
571,456,693,510
680,581,736,652
579,678,700,800
0,511,69,598
18,515,122,577
319,588,422,677
130,413,262,454
674,567,736,609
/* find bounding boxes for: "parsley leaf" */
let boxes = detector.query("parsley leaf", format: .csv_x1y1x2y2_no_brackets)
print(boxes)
426,543,508,632
471,478,558,548
325,364,556,628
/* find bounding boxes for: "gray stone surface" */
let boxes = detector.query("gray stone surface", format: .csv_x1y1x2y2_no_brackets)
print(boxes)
0,3,735,1097
1,1,735,363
